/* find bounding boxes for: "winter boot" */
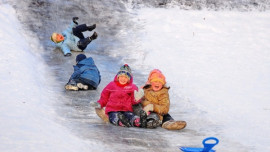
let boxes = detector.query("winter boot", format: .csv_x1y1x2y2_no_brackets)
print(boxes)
146,113,160,129
77,83,88,90
162,120,186,130
139,110,147,128
90,32,98,40
147,119,160,129
133,118,141,127
87,24,96,31
118,113,131,127
65,80,78,91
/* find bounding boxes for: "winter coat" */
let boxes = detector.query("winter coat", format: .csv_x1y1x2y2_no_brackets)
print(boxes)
97,74,140,114
70,57,101,88
55,22,82,55
141,85,170,121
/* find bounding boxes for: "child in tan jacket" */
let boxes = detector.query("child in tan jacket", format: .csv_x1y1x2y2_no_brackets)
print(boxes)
140,69,186,130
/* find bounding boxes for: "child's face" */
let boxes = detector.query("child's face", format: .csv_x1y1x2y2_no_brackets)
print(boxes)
151,81,163,91
55,33,64,43
118,75,129,85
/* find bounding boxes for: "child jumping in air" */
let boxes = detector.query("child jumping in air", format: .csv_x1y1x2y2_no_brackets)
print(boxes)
50,17,97,56
95,64,147,128
140,69,187,130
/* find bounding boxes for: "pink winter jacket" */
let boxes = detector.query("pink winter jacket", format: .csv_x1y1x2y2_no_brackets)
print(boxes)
97,75,140,114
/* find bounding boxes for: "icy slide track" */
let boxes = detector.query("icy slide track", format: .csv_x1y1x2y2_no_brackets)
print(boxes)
3,0,270,151
4,1,183,151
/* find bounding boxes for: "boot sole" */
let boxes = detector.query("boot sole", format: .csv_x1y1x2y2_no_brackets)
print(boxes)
77,83,88,90
65,85,78,91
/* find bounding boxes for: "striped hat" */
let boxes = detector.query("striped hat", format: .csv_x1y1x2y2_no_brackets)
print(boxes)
117,64,132,80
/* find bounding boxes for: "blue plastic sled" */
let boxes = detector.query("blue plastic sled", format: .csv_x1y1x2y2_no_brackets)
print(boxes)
179,137,219,152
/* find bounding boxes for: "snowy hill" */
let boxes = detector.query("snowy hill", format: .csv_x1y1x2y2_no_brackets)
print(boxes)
1,0,270,152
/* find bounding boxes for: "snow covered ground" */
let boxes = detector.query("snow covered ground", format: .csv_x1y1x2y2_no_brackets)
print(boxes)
0,4,106,152
1,2,270,152
119,8,270,151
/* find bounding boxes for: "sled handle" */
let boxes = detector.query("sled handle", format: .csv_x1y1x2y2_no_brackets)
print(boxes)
202,137,219,152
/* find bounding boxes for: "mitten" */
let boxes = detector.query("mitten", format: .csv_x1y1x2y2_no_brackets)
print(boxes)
143,104,154,113
72,17,79,25
134,88,144,101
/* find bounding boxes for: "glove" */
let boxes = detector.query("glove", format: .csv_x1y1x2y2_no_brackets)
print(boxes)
134,88,144,101
72,17,79,25
143,104,154,114
90,101,101,108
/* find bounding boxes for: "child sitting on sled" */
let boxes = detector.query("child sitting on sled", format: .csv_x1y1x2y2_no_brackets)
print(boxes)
95,64,147,128
50,17,98,56
139,69,187,130
65,54,101,91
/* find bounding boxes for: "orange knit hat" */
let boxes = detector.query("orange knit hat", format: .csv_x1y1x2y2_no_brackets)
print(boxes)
146,69,166,85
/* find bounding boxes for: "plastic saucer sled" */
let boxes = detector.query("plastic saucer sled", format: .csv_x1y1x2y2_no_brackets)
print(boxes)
179,137,219,152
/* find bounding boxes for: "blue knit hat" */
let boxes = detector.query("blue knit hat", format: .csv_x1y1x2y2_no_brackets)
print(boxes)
117,64,132,80
76,54,86,63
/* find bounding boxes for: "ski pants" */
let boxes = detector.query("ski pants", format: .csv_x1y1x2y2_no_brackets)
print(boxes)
108,111,139,126
132,103,174,124
162,113,174,124
72,24,92,50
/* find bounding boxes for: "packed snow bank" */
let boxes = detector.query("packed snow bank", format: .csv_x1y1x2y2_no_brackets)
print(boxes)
0,4,106,152
118,8,270,151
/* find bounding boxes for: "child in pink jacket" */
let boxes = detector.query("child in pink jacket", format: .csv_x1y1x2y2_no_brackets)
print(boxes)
96,64,147,127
